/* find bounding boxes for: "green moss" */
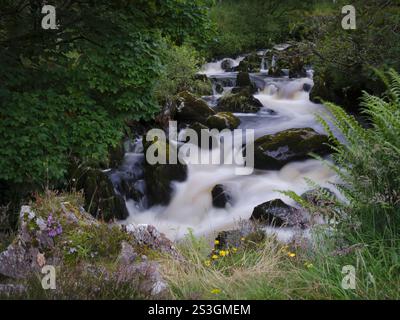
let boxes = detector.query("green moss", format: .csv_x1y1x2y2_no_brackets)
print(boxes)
206,112,240,130
216,91,263,113
251,128,331,170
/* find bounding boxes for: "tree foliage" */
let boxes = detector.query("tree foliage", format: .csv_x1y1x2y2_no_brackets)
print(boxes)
0,0,213,188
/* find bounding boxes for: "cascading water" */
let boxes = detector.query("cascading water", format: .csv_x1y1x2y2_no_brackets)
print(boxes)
119,57,340,241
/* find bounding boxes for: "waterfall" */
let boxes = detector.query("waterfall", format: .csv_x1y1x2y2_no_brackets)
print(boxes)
271,55,277,68
120,59,340,242
260,57,268,74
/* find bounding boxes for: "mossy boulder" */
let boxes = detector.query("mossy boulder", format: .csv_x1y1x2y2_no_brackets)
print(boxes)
143,138,187,206
206,112,240,130
249,128,331,170
173,91,215,125
231,72,257,94
77,169,129,221
250,199,307,228
215,91,263,113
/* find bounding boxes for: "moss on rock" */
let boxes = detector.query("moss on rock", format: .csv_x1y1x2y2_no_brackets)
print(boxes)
173,91,215,125
216,91,263,113
206,112,240,130
249,128,331,170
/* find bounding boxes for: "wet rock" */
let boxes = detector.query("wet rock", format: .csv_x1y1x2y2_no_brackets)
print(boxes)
303,83,312,92
221,58,234,71
249,128,331,170
250,199,307,228
216,90,263,113
236,72,252,87
211,184,234,208
143,138,187,206
206,112,240,130
173,91,216,125
231,72,257,95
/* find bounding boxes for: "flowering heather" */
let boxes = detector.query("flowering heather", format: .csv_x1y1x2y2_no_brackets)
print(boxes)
47,213,63,238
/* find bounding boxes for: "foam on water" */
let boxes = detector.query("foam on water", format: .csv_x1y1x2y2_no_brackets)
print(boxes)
123,63,340,241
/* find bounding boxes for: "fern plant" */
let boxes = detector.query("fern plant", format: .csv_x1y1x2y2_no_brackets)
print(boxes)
316,69,400,237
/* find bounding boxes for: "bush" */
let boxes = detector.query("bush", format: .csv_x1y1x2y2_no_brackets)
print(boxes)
0,0,213,195
154,42,211,104
207,0,315,57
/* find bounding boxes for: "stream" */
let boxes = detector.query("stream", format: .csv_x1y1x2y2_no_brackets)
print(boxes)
116,55,341,241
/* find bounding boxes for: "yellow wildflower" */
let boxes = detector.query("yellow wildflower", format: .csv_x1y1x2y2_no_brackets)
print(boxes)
214,240,220,245
240,237,245,241
211,289,221,294
232,247,237,253
211,254,219,260
204,260,211,267
219,250,226,257
288,252,296,258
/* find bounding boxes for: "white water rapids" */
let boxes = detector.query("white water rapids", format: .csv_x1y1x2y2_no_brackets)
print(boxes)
122,58,341,241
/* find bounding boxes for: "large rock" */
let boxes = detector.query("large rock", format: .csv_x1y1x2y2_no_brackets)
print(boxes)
211,184,234,208
143,138,187,206
250,199,307,228
221,58,235,71
215,90,263,113
213,221,265,250
173,91,216,125
0,206,65,279
206,112,240,130
125,224,182,260
249,128,331,170
235,53,262,73
231,72,257,95
76,168,129,221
